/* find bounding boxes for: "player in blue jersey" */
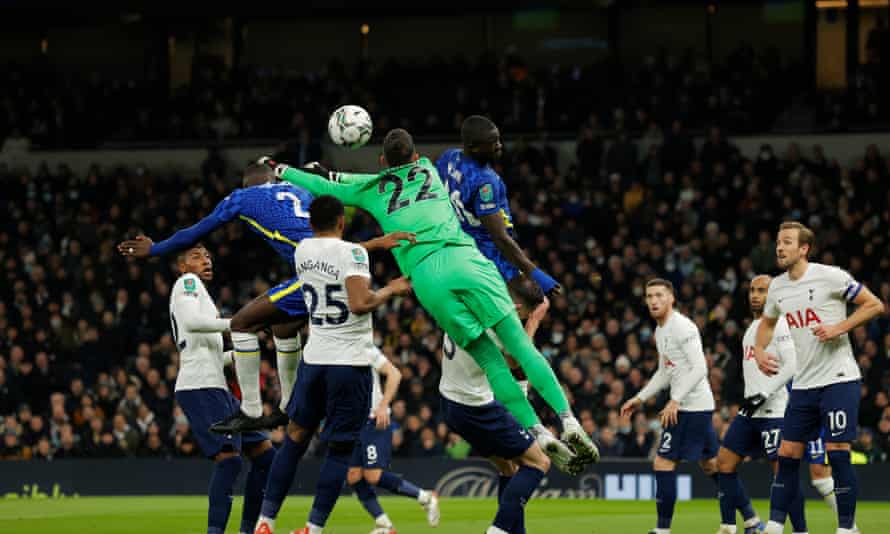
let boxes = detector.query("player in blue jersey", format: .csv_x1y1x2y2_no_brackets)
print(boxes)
435,115,561,299
119,163,413,434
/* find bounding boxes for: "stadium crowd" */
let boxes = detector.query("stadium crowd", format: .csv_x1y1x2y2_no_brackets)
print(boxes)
1,42,888,152
1,125,890,463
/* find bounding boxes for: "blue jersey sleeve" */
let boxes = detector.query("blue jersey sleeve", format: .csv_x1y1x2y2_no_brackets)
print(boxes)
149,191,242,256
469,175,502,217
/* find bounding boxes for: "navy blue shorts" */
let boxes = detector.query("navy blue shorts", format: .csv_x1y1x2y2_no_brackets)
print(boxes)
441,397,534,459
175,388,268,458
783,380,860,443
350,418,393,469
657,410,719,461
268,277,309,317
286,360,371,443
722,415,783,460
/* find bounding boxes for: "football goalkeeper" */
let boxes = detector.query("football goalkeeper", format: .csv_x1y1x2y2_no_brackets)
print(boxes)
260,128,598,467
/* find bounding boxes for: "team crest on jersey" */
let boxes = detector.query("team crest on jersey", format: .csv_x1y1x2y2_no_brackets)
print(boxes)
479,184,493,202
352,248,365,262
184,278,196,291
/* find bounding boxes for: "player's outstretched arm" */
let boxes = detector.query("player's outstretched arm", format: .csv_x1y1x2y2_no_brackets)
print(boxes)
345,275,412,314
118,197,236,258
813,284,884,341
266,159,363,205
481,213,561,296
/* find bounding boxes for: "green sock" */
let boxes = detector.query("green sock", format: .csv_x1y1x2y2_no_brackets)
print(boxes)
492,313,571,415
465,332,540,428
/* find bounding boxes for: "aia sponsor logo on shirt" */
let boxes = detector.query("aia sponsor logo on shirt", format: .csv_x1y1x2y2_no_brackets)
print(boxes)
744,346,756,360
662,356,676,368
785,308,822,329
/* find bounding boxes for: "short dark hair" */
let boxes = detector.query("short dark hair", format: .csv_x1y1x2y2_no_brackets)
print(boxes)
383,129,415,167
242,163,275,188
176,243,206,264
779,221,815,257
461,115,497,147
508,275,545,309
646,278,674,294
309,195,344,232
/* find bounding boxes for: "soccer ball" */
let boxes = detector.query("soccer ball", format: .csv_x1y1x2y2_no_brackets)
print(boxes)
328,105,373,149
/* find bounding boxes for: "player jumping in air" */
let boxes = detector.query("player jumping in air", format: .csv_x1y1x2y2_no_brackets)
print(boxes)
755,222,881,534
435,115,561,298
254,195,414,534
440,277,575,534
118,165,411,434
347,346,440,533
716,275,800,534
620,279,720,534
168,244,276,534
259,128,599,470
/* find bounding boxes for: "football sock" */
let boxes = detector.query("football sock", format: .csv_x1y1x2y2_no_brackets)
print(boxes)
811,476,837,510
208,455,242,534
788,478,807,533
377,471,422,499
768,456,800,525
734,474,756,521
307,449,350,528
274,335,301,411
655,470,677,529
260,435,309,519
492,313,571,414
718,472,739,526
492,466,544,533
232,332,262,417
465,331,540,428
828,450,857,529
498,475,511,501
241,446,275,534
353,479,385,520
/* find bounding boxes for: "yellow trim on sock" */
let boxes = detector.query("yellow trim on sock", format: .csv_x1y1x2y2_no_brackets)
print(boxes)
233,350,261,357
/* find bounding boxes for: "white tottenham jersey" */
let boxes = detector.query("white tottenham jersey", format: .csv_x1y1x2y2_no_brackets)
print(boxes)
764,263,861,389
169,273,231,392
369,347,390,417
439,331,502,407
295,237,374,366
636,311,715,411
741,317,796,418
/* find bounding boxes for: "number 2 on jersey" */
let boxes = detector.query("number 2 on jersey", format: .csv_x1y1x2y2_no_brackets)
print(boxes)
276,191,310,218
378,166,438,215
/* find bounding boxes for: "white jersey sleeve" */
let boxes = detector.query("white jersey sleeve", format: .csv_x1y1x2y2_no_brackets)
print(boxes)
741,317,795,417
170,274,229,392
369,347,389,416
295,237,375,366
635,365,670,403
768,263,861,389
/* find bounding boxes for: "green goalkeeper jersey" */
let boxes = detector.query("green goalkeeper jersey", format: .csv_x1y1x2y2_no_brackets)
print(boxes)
279,158,476,277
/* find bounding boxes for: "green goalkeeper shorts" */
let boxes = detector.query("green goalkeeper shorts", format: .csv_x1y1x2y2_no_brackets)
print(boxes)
410,244,516,347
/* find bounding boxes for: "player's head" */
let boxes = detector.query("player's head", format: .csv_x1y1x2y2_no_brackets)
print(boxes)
381,128,419,168
748,274,772,317
461,115,502,164
508,275,545,320
242,163,276,188
776,221,815,270
176,244,213,281
645,278,675,320
309,195,345,236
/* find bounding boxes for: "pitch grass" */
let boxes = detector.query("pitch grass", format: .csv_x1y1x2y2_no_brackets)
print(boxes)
1,496,888,533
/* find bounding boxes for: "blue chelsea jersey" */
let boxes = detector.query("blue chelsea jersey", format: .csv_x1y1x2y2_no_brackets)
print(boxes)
435,148,519,282
214,183,315,262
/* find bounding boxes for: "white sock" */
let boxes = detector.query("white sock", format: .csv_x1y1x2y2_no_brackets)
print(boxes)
307,522,323,534
274,334,301,411
375,513,393,528
744,516,761,528
719,524,737,534
418,489,431,505
256,515,275,530
486,527,509,534
764,520,784,534
653,529,670,534
232,331,262,417
836,529,855,534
